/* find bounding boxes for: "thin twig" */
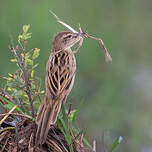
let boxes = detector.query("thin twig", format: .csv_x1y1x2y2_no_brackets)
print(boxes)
0,88,15,104
0,105,17,125
0,112,32,120
16,46,35,118
0,127,15,133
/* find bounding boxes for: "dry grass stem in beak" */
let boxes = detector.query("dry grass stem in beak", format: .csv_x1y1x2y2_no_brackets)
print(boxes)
83,33,112,62
49,10,112,62
49,10,78,33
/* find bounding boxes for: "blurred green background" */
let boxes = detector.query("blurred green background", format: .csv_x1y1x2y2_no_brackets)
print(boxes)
0,0,152,151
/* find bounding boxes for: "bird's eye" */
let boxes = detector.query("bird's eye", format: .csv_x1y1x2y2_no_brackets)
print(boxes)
67,34,72,38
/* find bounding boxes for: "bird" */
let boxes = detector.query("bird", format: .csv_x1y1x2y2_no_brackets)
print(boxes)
35,31,83,145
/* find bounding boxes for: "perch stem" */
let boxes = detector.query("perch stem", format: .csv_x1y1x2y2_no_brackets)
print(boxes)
16,46,35,118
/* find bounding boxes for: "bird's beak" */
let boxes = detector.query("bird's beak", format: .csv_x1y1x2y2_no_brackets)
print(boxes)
72,32,87,39
72,33,80,38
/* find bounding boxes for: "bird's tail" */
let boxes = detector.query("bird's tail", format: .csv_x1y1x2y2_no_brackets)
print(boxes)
35,95,62,145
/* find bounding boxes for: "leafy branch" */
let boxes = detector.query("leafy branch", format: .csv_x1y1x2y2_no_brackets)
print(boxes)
0,25,44,118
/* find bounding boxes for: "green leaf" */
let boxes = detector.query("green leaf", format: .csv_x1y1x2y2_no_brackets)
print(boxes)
23,24,30,33
70,100,83,123
109,136,123,152
57,121,69,152
0,95,23,113
31,70,34,78
32,63,39,69
83,137,93,150
25,59,33,66
10,59,17,62
23,33,32,40
61,104,68,125
58,117,74,152
32,48,40,59
60,118,71,144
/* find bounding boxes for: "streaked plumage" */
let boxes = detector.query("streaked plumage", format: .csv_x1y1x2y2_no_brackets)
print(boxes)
35,31,82,145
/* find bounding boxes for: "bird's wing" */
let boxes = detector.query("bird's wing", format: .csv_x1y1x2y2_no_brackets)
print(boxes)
46,50,76,99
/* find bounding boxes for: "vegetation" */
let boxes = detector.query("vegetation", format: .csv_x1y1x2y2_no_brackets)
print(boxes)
1,1,151,151
0,25,122,151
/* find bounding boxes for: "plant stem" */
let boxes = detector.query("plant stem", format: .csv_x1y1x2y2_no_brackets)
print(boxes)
16,46,35,118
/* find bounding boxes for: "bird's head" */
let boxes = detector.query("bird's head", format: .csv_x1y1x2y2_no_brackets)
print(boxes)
52,31,82,51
